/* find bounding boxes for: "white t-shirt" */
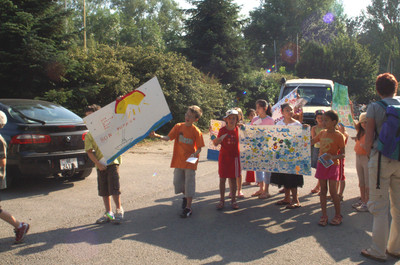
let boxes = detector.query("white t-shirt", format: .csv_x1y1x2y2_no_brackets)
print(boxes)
276,119,301,126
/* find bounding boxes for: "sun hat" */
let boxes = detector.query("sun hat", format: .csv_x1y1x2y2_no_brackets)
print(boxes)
358,112,367,123
223,109,239,119
0,111,7,127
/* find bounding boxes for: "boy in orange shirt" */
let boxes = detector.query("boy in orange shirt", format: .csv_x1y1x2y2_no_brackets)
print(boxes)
150,106,205,218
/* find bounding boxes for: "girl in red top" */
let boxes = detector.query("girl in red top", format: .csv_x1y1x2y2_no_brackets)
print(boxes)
213,109,241,210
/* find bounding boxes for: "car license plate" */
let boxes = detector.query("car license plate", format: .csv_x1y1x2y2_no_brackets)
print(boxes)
60,158,78,170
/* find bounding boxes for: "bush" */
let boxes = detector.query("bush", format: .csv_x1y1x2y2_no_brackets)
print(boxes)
41,44,228,131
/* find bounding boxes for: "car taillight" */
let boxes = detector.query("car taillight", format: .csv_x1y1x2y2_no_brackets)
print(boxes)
11,134,51,144
82,132,88,141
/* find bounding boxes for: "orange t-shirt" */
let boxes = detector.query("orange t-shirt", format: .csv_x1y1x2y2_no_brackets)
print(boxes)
354,134,367,155
168,123,205,170
314,129,345,165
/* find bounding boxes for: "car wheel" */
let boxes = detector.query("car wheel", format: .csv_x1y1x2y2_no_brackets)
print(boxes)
73,168,93,179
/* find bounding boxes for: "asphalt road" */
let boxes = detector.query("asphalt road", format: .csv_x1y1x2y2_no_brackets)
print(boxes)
0,130,398,264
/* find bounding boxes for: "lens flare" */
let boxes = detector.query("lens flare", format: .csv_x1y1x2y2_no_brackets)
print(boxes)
323,12,335,24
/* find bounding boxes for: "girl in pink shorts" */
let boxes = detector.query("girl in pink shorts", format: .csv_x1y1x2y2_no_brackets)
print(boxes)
311,110,346,226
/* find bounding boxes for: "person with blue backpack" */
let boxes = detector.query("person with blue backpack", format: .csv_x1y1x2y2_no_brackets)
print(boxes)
361,73,400,262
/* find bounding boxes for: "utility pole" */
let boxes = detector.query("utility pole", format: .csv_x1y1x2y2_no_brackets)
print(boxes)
83,0,87,51
274,40,277,72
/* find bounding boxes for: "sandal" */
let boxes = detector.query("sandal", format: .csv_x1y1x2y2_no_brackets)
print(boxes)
361,249,386,262
318,216,328,226
231,201,239,210
216,201,224,210
237,192,245,199
276,200,291,205
330,214,343,226
311,188,320,194
258,193,271,199
251,190,263,197
286,203,301,209
279,188,285,194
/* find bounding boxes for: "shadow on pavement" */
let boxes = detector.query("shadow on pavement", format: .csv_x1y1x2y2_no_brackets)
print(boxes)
1,188,398,264
0,177,79,200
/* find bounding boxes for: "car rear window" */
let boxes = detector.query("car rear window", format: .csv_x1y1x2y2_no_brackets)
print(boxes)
8,102,82,124
283,85,332,106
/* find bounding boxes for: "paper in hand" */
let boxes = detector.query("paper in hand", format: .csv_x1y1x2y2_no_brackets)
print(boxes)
318,153,334,168
186,157,199,164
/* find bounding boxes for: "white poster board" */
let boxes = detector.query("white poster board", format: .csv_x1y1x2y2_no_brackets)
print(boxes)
84,77,172,164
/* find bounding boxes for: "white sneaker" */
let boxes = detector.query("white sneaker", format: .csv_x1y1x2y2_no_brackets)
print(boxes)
113,208,124,224
356,204,369,212
96,212,115,224
352,201,363,209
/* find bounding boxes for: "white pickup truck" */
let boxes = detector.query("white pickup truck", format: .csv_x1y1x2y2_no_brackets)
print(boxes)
278,78,334,125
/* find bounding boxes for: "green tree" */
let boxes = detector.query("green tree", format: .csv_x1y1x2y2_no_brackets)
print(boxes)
357,0,400,77
184,0,249,93
0,0,71,98
41,45,228,130
296,35,379,102
244,0,342,71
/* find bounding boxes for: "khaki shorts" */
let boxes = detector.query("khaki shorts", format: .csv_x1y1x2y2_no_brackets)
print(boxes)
173,168,196,198
356,154,369,187
97,164,121,196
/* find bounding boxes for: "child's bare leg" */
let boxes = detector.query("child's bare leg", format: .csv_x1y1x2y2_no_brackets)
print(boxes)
0,210,20,229
312,180,320,192
319,180,328,216
360,186,366,203
365,187,369,202
229,178,237,202
112,195,121,209
186,197,193,209
237,175,243,196
329,180,341,216
284,188,291,202
102,196,112,213
338,180,345,197
291,188,299,204
219,178,226,201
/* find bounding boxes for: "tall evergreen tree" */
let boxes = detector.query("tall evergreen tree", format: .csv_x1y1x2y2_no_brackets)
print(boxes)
0,0,71,98
184,0,249,92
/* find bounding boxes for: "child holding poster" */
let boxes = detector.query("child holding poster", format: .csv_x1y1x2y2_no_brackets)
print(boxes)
311,110,345,226
150,105,205,218
213,109,241,210
242,109,256,186
271,103,304,209
85,104,124,224
233,107,245,199
251,99,274,199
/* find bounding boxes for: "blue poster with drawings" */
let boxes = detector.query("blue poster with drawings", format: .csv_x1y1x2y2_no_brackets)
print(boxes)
239,125,311,175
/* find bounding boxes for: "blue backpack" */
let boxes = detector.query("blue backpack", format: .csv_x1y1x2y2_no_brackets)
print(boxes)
375,99,400,188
